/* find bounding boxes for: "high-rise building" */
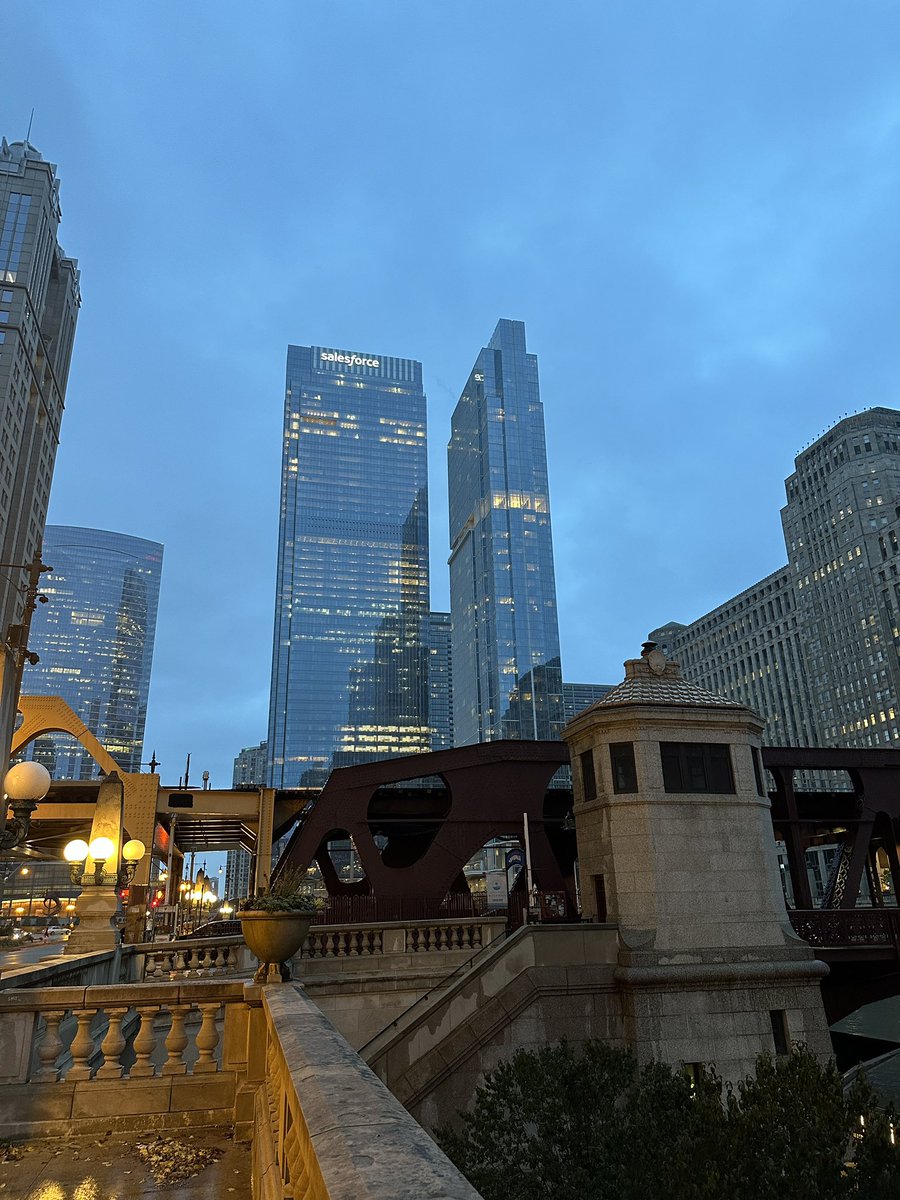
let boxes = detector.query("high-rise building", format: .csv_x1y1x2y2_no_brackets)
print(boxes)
22,526,163,777
0,138,80,757
562,682,613,723
225,740,267,899
427,611,453,750
267,344,431,788
233,740,267,787
650,408,900,749
448,319,564,744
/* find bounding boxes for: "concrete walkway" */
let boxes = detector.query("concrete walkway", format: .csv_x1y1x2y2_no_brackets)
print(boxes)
0,1128,249,1198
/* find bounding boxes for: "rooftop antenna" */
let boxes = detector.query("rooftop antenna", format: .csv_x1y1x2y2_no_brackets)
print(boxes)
25,109,34,144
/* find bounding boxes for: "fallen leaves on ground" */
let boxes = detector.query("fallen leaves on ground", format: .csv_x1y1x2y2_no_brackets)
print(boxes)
0,1144,21,1164
134,1136,223,1187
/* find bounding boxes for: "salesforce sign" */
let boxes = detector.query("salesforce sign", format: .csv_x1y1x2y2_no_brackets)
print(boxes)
319,350,381,369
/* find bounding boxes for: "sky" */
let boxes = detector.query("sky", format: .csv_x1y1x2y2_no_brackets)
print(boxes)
4,0,900,795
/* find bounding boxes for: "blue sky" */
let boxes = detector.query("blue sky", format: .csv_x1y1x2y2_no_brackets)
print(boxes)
5,1,900,790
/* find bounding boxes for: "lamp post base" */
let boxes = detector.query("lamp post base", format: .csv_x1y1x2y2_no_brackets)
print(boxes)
64,885,120,954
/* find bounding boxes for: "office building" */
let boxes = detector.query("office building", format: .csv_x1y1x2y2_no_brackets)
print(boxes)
225,740,267,899
267,344,431,788
23,526,163,777
0,138,80,756
650,409,900,749
233,740,267,788
562,682,613,723
448,319,564,744
427,611,453,750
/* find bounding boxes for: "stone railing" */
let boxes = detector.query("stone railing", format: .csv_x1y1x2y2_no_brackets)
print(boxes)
133,936,253,979
0,979,249,1139
252,984,481,1200
302,917,500,959
0,974,486,1196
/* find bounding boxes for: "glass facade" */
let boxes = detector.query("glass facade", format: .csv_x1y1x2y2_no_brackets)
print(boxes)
267,344,431,788
448,319,564,744
427,611,453,750
0,139,80,762
22,526,163,777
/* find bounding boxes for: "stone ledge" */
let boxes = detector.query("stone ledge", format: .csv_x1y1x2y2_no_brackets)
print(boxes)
261,985,480,1199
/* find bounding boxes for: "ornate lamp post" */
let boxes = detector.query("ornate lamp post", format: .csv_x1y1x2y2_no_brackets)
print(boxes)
61,772,145,954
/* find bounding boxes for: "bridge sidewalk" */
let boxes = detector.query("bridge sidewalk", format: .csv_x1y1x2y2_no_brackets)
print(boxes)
0,1126,248,1198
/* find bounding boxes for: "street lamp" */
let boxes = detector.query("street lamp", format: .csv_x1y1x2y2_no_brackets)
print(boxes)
0,760,50,851
63,835,146,889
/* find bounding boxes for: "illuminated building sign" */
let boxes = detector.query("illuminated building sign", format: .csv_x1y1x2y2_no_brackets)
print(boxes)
320,351,380,369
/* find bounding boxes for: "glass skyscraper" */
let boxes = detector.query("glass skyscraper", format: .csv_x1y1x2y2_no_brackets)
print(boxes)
427,611,453,750
22,526,163,777
267,344,431,788
448,319,564,744
0,138,80,761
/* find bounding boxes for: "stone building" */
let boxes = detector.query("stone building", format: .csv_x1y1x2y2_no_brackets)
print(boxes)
651,408,900,749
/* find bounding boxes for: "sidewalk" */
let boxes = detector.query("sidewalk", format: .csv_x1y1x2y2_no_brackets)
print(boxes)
0,1127,249,1198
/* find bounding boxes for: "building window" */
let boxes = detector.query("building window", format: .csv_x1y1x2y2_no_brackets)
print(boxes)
751,746,765,796
609,742,638,793
770,1010,790,1056
579,749,596,802
660,742,735,794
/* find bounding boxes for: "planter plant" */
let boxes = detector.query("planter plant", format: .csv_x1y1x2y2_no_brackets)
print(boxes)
239,870,320,982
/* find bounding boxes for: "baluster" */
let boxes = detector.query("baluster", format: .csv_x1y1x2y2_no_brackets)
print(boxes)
336,932,347,957
66,1009,97,1081
214,947,227,973
194,1003,221,1073
174,949,187,972
150,953,165,979
374,929,383,954
34,1010,65,1082
129,1005,160,1077
162,1004,191,1074
196,949,208,974
96,1007,129,1079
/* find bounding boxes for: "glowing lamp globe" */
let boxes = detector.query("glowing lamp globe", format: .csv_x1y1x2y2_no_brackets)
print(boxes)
63,839,89,863
3,761,51,802
122,839,146,862
88,836,115,862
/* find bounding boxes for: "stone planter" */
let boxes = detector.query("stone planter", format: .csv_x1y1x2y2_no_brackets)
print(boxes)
239,911,313,982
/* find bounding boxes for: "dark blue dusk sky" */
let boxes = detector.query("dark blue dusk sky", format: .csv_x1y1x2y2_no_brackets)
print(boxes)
4,1,900,789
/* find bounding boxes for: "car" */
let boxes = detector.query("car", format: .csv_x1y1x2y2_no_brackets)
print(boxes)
11,929,34,943
44,927,68,941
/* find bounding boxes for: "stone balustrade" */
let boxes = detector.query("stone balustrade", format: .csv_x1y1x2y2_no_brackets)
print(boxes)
302,916,497,959
133,936,251,979
0,979,248,1139
0,975,487,1195
251,984,481,1200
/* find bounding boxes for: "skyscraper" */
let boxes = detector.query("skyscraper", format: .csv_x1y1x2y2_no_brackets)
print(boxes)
267,344,431,788
650,408,900,749
427,611,453,750
23,526,163,777
0,138,80,757
226,741,267,900
448,319,564,744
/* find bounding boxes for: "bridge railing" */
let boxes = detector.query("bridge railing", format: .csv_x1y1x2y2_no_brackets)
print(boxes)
133,917,505,981
789,908,900,949
0,978,249,1139
253,982,480,1199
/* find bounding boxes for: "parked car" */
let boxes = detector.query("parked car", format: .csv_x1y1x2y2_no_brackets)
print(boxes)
44,926,68,941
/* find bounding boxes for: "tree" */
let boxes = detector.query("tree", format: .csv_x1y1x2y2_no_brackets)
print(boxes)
437,1041,899,1200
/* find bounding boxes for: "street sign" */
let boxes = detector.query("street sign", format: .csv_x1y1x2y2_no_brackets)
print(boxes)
505,848,525,870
